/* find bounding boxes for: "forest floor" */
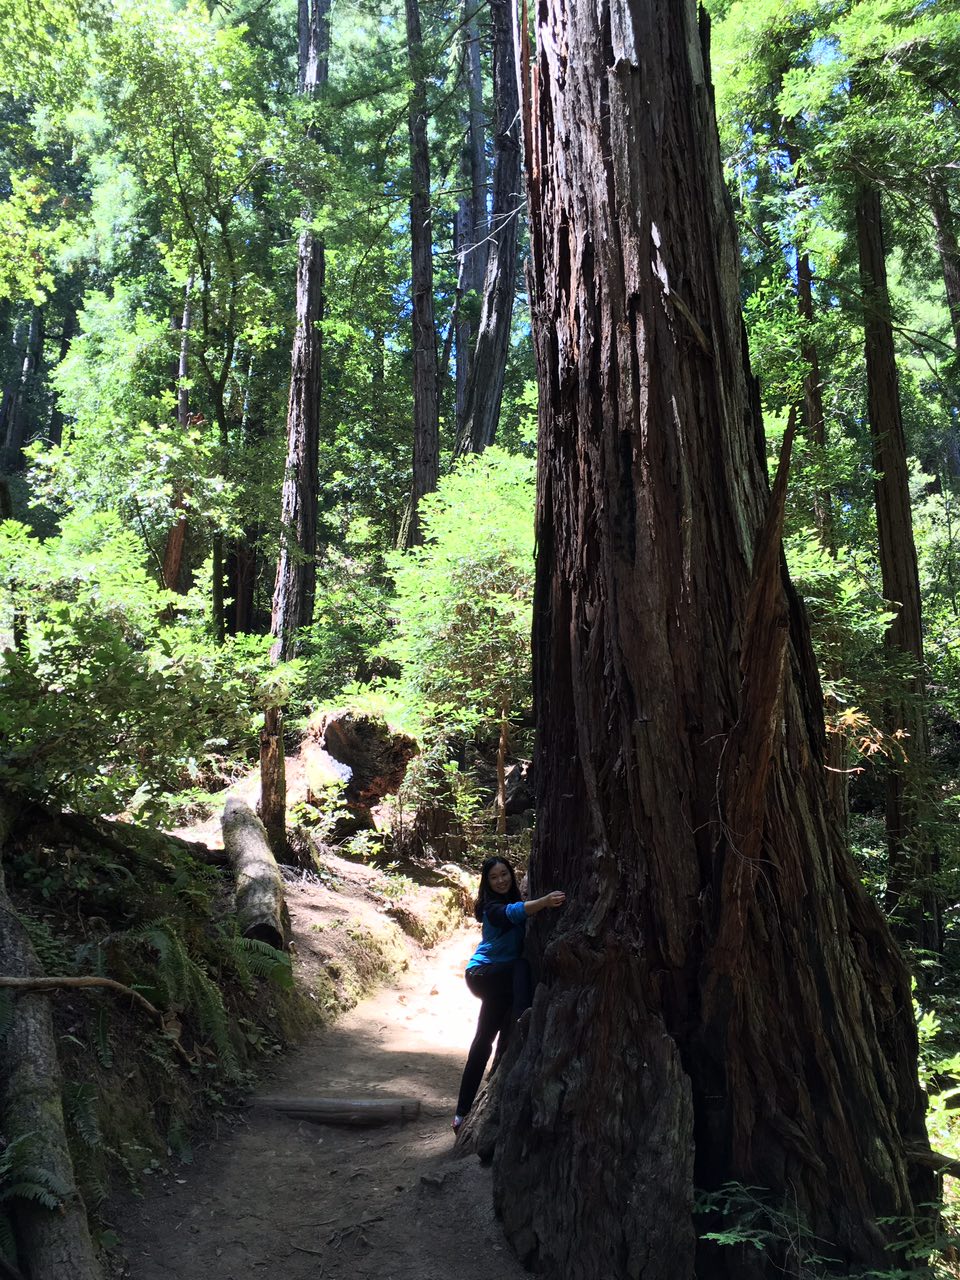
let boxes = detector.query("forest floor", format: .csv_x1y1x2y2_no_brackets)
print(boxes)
106,778,527,1280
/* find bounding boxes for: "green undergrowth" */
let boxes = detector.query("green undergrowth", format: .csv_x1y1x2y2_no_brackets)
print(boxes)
3,802,317,1234
694,1183,960,1278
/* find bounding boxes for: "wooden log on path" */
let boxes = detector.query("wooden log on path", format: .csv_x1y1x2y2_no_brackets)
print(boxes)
257,1096,421,1126
221,798,291,951
0,797,103,1280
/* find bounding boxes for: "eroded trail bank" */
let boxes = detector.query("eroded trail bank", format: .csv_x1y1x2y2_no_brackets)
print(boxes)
112,930,527,1280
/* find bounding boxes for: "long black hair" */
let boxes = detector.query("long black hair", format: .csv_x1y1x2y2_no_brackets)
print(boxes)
474,856,521,922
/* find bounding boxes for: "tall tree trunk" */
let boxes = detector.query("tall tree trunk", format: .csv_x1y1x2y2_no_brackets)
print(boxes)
931,181,960,356
262,0,330,851
496,705,508,836
454,3,488,434
0,802,102,1280
855,182,940,959
46,300,77,449
492,4,934,1277
3,305,44,465
454,0,522,456
162,276,193,594
228,356,261,635
929,179,960,479
0,316,27,450
793,234,849,828
270,0,330,660
404,0,440,548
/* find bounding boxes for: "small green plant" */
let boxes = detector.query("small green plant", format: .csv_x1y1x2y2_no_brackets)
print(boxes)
0,1133,71,1271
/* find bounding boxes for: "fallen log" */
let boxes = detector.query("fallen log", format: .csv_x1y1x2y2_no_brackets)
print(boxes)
257,1097,421,1126
0,797,103,1280
221,798,291,951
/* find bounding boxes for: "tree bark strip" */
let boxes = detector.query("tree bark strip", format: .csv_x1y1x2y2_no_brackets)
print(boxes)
404,0,440,547
492,3,934,1276
855,181,940,957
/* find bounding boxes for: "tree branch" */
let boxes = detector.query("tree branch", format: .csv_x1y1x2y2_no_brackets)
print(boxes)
0,976,195,1067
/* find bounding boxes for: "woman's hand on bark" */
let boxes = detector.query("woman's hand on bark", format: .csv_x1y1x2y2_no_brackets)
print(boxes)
526,890,565,914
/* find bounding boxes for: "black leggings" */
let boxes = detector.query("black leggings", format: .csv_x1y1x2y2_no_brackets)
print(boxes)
455,959,532,1117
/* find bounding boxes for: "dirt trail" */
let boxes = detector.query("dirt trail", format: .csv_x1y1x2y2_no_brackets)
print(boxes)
112,929,527,1280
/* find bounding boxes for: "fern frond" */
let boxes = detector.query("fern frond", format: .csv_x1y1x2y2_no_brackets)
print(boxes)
0,1210,17,1266
94,1008,113,1069
0,992,13,1043
0,1136,69,1213
230,937,294,990
64,1082,102,1150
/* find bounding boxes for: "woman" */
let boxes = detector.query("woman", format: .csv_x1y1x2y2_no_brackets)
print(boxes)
453,856,565,1132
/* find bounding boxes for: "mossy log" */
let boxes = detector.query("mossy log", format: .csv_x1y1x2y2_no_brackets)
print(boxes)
0,798,102,1280
221,798,291,950
258,1097,420,1126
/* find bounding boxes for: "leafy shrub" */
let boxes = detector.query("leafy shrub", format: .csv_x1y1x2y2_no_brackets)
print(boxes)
379,447,535,735
0,511,288,818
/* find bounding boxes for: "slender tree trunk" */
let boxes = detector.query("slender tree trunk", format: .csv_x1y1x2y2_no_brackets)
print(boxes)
855,182,940,958
931,181,960,355
3,305,44,464
454,4,489,434
404,0,440,547
46,300,77,449
930,179,960,480
228,355,261,635
263,0,330,845
270,0,330,660
496,706,508,836
0,316,26,449
162,277,193,593
793,234,849,828
491,4,934,1276
455,0,522,456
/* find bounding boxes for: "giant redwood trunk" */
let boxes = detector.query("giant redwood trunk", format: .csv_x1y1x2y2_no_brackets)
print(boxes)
270,0,330,660
492,3,934,1277
455,0,521,456
404,0,440,547
855,182,940,958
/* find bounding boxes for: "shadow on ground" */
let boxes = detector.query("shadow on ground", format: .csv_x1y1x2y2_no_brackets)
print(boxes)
109,930,527,1280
